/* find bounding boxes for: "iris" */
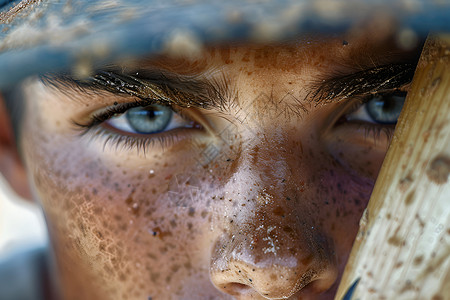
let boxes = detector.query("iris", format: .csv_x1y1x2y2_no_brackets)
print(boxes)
125,105,173,134
365,94,405,124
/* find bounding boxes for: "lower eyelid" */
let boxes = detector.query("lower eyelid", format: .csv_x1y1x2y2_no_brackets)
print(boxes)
328,121,395,146
82,125,206,154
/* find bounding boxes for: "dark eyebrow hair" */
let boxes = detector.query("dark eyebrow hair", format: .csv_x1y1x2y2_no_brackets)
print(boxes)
41,61,416,113
41,68,234,111
309,63,416,104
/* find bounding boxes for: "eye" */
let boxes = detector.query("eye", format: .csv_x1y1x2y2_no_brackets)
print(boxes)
105,104,198,135
346,92,406,125
324,91,407,179
75,100,205,153
105,104,185,134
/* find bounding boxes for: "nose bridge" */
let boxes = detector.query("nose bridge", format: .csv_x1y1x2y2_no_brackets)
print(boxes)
210,134,338,298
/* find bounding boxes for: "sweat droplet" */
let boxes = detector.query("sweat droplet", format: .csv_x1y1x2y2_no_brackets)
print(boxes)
149,169,155,174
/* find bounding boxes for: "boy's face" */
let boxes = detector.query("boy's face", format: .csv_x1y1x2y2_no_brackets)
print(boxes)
15,24,418,299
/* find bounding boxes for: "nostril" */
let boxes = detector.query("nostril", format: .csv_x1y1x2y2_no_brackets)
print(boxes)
222,283,253,296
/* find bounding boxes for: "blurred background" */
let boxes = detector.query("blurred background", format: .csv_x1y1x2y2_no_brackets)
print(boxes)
0,175,47,260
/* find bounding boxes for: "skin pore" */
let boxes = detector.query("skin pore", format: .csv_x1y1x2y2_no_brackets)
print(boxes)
5,26,421,300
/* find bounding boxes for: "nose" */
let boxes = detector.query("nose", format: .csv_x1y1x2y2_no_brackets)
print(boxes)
210,225,338,299
209,138,339,299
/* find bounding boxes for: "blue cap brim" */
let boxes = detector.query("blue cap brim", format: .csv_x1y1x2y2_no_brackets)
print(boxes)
1,0,450,89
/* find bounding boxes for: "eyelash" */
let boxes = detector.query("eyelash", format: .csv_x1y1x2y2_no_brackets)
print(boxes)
74,98,201,153
76,84,408,153
336,92,403,143
76,99,166,129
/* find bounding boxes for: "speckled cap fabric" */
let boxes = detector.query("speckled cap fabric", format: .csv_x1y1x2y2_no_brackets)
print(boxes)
0,0,449,89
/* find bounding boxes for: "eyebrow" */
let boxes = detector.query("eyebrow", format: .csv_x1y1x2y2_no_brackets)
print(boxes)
42,68,234,111
41,62,416,111
309,62,415,104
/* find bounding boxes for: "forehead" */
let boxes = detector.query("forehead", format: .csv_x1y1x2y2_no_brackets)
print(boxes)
99,29,409,78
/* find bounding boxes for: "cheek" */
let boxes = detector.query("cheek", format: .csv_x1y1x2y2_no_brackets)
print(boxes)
23,126,224,298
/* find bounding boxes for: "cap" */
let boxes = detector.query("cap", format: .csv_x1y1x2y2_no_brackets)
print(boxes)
1,0,450,89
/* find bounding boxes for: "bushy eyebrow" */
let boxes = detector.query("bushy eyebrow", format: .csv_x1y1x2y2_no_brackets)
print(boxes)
41,68,235,111
308,63,415,104
41,62,416,112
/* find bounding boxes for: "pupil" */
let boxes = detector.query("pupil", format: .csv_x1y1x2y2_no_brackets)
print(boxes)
145,109,158,120
126,105,172,133
366,93,405,124
381,98,395,112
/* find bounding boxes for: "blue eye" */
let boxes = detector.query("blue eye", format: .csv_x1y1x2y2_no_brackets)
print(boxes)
347,93,406,125
106,104,194,134
365,94,405,124
126,105,172,134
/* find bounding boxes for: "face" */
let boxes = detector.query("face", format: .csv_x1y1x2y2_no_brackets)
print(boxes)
15,23,419,300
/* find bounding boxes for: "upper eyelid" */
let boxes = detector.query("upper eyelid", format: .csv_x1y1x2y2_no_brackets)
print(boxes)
73,98,165,130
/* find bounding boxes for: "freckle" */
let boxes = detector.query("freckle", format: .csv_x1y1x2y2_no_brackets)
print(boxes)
95,230,103,239
99,242,106,251
184,261,192,270
283,226,293,233
241,51,250,62
119,223,128,231
119,273,127,281
273,206,284,217
171,264,180,273
150,272,160,282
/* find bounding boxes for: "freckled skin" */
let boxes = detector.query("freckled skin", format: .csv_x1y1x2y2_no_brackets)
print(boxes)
19,32,406,300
